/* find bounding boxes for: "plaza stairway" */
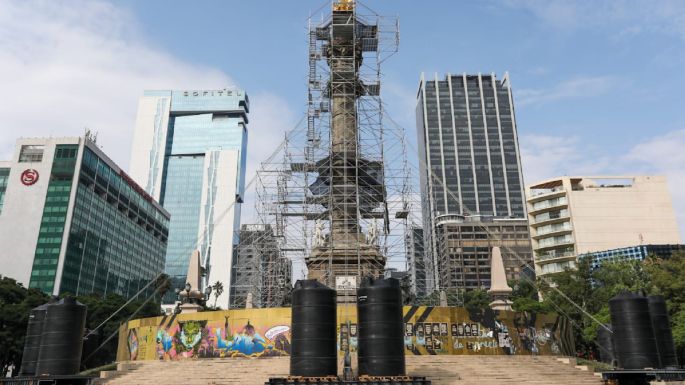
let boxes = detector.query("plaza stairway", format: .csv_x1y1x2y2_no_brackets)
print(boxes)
99,355,603,385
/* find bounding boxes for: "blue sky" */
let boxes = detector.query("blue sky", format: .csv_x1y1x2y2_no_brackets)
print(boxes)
1,0,685,237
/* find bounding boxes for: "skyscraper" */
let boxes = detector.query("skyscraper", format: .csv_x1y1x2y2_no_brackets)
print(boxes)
0,136,169,298
129,89,248,308
405,226,428,297
416,72,534,292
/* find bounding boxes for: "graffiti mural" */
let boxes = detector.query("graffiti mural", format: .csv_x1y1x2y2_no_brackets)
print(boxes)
117,306,573,361
149,316,290,360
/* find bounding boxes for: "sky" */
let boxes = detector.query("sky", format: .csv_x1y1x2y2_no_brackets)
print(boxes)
1,0,685,239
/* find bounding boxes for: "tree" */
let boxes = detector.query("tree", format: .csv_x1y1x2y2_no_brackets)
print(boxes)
539,257,653,353
78,292,161,369
211,281,224,308
510,279,549,314
462,288,490,315
645,252,685,363
0,276,48,376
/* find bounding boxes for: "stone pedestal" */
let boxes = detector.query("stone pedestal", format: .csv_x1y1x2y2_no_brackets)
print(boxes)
178,302,203,314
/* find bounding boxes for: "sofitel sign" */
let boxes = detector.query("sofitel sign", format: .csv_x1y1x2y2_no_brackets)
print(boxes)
182,89,233,97
21,169,39,186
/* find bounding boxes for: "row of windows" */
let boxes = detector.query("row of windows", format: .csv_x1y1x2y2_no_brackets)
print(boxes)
29,145,78,293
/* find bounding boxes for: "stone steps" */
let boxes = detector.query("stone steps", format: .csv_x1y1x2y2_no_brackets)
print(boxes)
100,355,603,385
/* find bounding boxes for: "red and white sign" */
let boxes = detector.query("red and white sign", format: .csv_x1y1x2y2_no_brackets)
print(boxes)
20,169,39,186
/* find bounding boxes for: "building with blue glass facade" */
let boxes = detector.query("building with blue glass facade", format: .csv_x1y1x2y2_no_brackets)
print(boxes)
580,244,685,270
129,89,248,308
0,137,169,298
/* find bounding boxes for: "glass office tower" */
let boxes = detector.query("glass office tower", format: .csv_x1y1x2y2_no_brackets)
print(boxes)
129,89,248,308
416,73,533,292
0,137,169,298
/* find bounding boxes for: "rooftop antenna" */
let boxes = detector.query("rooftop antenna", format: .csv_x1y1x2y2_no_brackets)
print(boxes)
84,127,98,144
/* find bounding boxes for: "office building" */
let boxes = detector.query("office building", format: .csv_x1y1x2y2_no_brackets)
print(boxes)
526,176,681,276
0,137,169,297
416,72,533,291
229,224,291,308
434,216,533,290
581,244,685,270
405,226,428,297
129,89,248,308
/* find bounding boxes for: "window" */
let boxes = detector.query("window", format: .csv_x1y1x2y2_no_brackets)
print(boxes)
19,145,44,162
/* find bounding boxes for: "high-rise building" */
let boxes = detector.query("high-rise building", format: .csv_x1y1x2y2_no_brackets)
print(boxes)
526,176,681,276
405,226,428,297
0,137,169,298
129,89,248,308
416,72,533,292
229,224,292,308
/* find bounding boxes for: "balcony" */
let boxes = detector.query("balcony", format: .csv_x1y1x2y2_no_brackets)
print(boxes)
532,223,573,239
530,209,570,226
537,260,577,276
528,196,568,215
534,234,575,252
527,188,566,203
535,250,576,262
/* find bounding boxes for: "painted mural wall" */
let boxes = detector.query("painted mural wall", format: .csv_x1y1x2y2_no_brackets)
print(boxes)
116,306,574,361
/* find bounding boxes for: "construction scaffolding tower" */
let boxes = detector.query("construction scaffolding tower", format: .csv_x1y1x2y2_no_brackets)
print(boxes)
248,1,417,302
229,224,292,308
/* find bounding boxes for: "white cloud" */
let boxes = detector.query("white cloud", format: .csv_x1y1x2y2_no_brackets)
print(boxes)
520,130,685,239
0,0,292,177
504,0,685,39
516,76,615,107
245,92,300,181
520,133,612,185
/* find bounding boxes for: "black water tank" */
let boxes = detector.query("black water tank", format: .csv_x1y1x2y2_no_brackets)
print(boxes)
18,303,49,376
609,292,659,369
36,297,87,376
290,280,337,377
648,295,679,368
357,277,405,377
596,324,614,365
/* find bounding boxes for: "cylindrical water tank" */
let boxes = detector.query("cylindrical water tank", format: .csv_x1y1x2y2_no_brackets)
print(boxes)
596,324,614,365
290,280,337,377
648,295,679,368
609,292,659,369
36,297,87,376
357,277,405,377
19,303,49,376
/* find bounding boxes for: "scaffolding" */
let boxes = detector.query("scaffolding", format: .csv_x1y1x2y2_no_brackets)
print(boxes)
229,224,292,308
246,1,415,301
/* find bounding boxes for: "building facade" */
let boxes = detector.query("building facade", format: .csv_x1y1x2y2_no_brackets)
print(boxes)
434,216,533,291
129,89,249,308
229,224,291,309
416,72,533,291
0,137,169,298
581,244,685,270
526,176,681,276
405,226,428,297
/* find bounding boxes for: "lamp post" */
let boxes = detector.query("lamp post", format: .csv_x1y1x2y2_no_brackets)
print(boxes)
174,282,211,314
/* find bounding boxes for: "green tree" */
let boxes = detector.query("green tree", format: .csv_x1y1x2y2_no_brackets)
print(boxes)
462,288,490,314
79,293,161,369
0,276,48,376
540,257,652,352
510,279,550,314
645,252,685,362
